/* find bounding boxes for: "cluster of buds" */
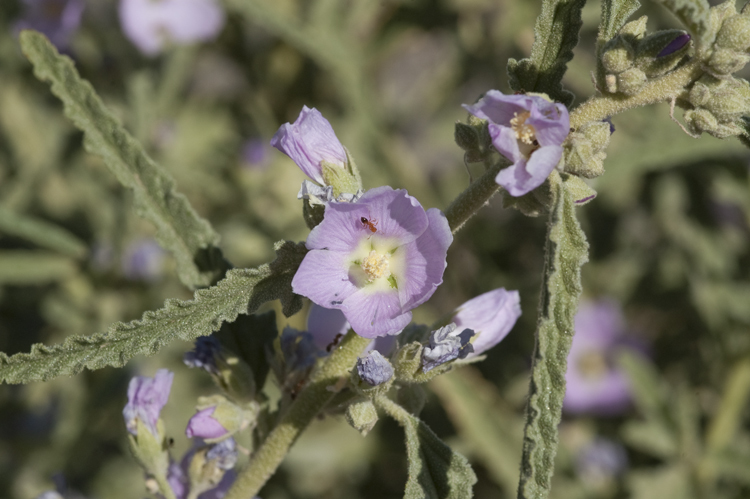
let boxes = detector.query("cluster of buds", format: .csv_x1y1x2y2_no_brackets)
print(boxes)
705,2,750,76
683,74,750,138
600,16,691,95
563,121,612,179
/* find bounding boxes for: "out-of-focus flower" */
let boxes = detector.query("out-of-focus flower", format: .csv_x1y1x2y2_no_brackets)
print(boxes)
564,300,640,415
185,407,228,440
356,351,394,386
452,288,521,357
307,304,397,356
463,91,569,196
422,323,474,372
270,106,347,185
206,437,238,470
165,439,240,499
15,0,85,51
119,0,225,56
241,138,272,170
292,186,452,338
122,238,165,281
183,336,222,375
575,437,628,485
122,369,173,436
280,327,320,372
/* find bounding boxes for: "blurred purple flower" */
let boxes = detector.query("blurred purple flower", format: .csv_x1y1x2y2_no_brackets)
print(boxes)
241,138,272,170
15,0,85,51
575,437,628,483
422,323,474,372
122,238,165,281
564,300,638,415
184,336,222,375
185,407,228,440
307,304,396,356
165,439,239,499
271,106,347,185
123,369,173,436
463,91,569,196
356,351,394,386
119,0,225,56
452,288,521,357
292,186,452,338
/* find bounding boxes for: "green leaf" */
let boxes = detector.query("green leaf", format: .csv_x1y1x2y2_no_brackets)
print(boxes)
0,241,306,384
0,251,78,284
616,349,668,423
600,0,642,42
376,396,476,499
652,0,710,40
216,311,278,391
621,421,679,458
0,207,87,258
18,30,226,289
507,0,587,106
627,464,695,499
517,172,589,499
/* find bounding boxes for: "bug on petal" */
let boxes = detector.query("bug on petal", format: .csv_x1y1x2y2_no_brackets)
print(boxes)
360,216,378,233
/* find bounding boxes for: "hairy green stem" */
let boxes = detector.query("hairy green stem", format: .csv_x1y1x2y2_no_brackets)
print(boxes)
569,60,702,129
444,162,504,233
224,331,371,499
155,473,177,499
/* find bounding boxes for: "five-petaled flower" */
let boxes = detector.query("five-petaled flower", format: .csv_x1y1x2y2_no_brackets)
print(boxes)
292,186,452,338
464,91,570,196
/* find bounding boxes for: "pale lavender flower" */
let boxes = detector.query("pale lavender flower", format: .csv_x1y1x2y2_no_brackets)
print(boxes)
166,461,189,499
452,288,521,357
270,106,347,185
422,323,474,372
122,238,165,281
463,91,569,196
185,407,228,439
307,304,397,355
119,0,225,56
564,300,637,415
575,437,628,484
15,0,85,51
123,369,173,436
292,186,452,338
356,351,394,386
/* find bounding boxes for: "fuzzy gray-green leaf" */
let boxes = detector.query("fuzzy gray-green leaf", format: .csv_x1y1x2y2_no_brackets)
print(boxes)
507,0,587,106
0,241,306,384
653,0,710,40
18,30,225,289
600,0,642,42
0,251,78,284
517,172,589,499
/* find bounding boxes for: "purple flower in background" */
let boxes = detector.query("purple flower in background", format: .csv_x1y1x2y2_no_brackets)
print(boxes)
241,138,272,170
185,407,228,439
15,0,85,50
119,0,225,56
464,91,569,196
122,238,165,281
292,186,452,338
165,440,240,499
271,106,347,185
564,300,639,415
183,336,222,375
452,288,521,357
356,351,394,386
575,437,628,484
123,369,173,436
307,304,397,355
422,323,475,372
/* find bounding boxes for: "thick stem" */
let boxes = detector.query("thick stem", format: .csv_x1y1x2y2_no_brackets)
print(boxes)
569,60,702,129
224,331,371,499
444,162,504,234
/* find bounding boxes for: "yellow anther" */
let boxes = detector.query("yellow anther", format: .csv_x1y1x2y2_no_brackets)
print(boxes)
361,250,389,282
510,111,536,145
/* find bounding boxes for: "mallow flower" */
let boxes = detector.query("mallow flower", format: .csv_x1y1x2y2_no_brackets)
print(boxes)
452,288,522,357
463,91,569,196
292,186,452,338
119,0,225,56
270,106,347,186
564,300,641,415
122,369,173,436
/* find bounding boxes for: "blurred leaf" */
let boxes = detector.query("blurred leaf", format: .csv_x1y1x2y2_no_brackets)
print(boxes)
0,251,77,284
507,0,586,106
517,172,589,499
616,350,668,424
621,420,679,459
18,30,225,289
376,396,477,499
600,0,642,42
628,464,695,499
430,368,523,496
0,207,87,258
652,0,710,43
0,241,306,384
709,445,750,486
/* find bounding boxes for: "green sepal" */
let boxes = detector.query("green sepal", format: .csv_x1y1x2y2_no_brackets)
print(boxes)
564,121,610,179
396,384,427,416
392,341,457,385
345,397,379,436
601,36,635,74
599,0,642,43
507,0,587,106
350,356,395,398
653,0,711,46
128,418,170,479
617,67,647,94
562,175,598,205
186,446,231,497
636,30,693,77
321,147,363,198
454,122,481,151
715,13,750,52
195,394,258,443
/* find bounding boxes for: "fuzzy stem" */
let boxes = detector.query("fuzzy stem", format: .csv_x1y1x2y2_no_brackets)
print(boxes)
569,60,703,129
444,162,505,233
224,331,371,499
155,473,177,499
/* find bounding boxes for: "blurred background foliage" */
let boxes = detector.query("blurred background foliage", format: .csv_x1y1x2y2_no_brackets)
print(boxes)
1,0,750,498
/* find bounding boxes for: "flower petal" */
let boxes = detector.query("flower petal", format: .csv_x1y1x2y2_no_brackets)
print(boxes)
342,289,411,338
488,124,522,163
292,250,358,309
463,90,532,125
453,288,521,357
529,101,570,147
306,201,371,251
357,186,429,244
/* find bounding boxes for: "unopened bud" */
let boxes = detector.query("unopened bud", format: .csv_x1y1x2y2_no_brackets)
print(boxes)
716,14,750,52
601,37,634,74
618,16,648,40
454,122,480,151
616,67,647,95
345,399,379,436
708,46,750,75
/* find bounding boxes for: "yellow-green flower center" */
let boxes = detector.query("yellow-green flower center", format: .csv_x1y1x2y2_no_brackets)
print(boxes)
510,111,540,159
361,250,390,282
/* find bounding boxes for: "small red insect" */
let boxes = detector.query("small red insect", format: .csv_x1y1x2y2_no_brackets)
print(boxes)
360,216,378,233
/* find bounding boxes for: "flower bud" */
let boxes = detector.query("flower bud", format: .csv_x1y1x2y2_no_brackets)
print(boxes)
451,290,522,357
345,398,379,436
601,37,634,74
356,351,394,386
635,30,691,77
123,369,173,437
716,14,750,52
708,46,750,75
685,108,720,136
186,439,238,496
454,122,481,151
186,395,256,442
564,175,598,205
618,16,648,40
422,323,475,372
616,67,647,95
564,121,611,179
